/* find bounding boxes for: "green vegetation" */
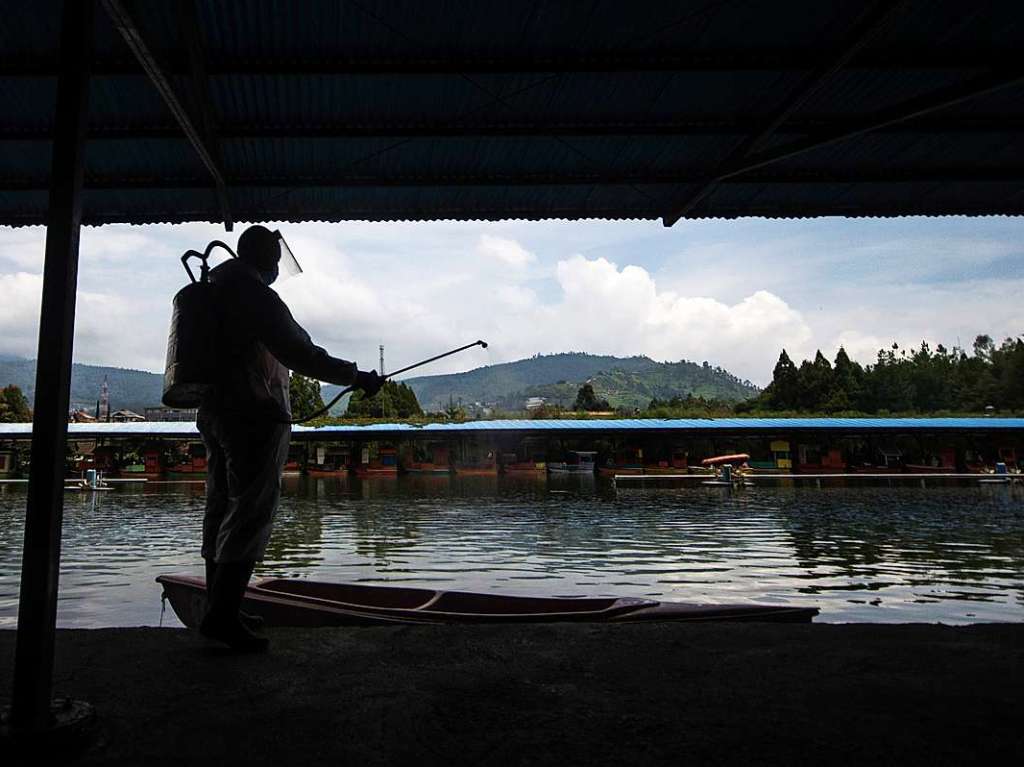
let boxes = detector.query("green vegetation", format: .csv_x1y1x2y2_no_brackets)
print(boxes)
644,394,737,418
404,352,759,412
0,384,31,422
738,335,1024,415
346,380,423,419
0,358,163,414
289,372,326,420
6,335,1019,424
573,383,610,412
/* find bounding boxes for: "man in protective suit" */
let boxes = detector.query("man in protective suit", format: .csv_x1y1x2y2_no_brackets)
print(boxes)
198,224,383,650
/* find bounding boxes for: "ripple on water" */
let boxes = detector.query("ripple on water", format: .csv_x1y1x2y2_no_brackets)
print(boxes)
0,480,1022,627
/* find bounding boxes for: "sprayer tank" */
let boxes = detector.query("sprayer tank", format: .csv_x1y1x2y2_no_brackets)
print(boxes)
162,281,220,408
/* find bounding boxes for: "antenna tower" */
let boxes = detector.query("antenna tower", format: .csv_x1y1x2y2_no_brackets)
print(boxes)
100,376,110,422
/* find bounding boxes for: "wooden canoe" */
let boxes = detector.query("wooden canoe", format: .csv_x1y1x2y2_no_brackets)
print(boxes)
156,575,818,627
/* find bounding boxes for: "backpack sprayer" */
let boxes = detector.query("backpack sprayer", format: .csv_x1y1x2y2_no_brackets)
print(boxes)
162,239,238,410
162,237,487,422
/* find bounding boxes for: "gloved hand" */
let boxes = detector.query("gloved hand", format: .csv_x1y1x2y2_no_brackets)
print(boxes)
355,370,385,398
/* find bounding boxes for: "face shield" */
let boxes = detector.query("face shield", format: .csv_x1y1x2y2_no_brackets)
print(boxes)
274,230,303,282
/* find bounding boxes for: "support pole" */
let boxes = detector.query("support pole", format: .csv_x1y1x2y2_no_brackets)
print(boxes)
9,0,94,733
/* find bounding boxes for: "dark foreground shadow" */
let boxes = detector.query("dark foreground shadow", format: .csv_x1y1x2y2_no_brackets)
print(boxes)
1,624,1021,766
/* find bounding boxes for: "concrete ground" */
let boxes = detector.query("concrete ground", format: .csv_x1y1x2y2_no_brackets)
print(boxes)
1,624,1022,765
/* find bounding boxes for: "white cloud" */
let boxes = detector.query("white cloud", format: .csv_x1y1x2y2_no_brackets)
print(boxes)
477,234,536,269
549,255,812,381
0,270,152,366
1,217,1022,389
0,272,45,357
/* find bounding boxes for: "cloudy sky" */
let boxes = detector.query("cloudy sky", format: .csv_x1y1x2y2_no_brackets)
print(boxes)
1,216,1022,386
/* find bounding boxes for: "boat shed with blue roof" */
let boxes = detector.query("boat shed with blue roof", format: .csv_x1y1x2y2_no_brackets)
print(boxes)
1,417,1022,442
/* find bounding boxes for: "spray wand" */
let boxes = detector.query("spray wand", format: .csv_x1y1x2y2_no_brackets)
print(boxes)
293,340,488,424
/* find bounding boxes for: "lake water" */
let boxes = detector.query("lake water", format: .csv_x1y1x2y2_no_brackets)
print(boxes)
1,476,1022,627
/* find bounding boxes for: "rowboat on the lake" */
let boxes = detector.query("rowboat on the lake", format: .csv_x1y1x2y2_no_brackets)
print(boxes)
156,574,819,627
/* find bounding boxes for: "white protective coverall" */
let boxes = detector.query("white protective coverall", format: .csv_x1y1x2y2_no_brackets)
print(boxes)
198,258,358,562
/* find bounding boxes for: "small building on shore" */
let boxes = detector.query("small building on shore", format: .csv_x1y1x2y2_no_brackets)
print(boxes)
111,409,145,423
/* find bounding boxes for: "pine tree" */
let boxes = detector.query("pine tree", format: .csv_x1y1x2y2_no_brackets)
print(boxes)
766,350,800,409
573,383,610,412
830,346,864,411
347,380,423,418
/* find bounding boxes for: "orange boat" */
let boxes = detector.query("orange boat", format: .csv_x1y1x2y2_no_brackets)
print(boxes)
701,453,750,467
157,575,819,627
500,453,546,473
404,462,451,474
353,464,398,478
455,464,499,476
353,446,399,478
403,443,451,474
165,454,207,478
306,466,349,478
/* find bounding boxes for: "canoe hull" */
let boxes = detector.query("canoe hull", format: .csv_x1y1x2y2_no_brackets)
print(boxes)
157,575,818,627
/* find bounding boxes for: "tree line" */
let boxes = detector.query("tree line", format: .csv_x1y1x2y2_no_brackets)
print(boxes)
289,372,425,421
0,384,31,422
737,335,1024,415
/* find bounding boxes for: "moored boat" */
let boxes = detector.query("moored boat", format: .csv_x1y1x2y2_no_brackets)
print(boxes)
500,455,547,473
353,445,399,477
701,453,750,468
306,466,349,477
156,574,819,627
403,462,451,474
165,459,207,478
454,463,499,476
353,464,399,478
548,450,597,474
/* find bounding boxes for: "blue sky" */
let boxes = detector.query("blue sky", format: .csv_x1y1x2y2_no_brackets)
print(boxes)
1,216,1022,386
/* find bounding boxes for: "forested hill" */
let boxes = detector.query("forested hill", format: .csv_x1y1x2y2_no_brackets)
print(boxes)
0,351,759,416
394,353,758,411
0,358,163,414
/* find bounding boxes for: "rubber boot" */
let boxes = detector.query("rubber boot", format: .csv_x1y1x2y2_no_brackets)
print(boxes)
205,558,218,596
199,561,269,652
205,558,265,632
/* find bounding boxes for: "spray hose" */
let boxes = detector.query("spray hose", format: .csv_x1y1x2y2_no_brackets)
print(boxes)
290,340,488,424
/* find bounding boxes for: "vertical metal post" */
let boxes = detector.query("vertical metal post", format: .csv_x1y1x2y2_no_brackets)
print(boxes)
11,0,94,732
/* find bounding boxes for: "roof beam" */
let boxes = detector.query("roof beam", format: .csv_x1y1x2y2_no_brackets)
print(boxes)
6,200,1024,228
99,0,232,229
176,0,232,230
5,115,1023,142
661,67,1024,225
7,167,1024,192
663,0,908,226
1,49,1020,77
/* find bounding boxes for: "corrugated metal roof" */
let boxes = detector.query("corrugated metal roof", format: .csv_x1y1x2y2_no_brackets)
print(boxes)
2,418,1021,440
2,1,1024,225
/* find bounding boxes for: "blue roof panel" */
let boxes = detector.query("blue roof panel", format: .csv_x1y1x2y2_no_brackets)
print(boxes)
1,418,1021,440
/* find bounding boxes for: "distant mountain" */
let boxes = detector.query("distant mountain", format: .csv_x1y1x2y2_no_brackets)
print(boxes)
0,358,164,414
1,351,758,417
358,352,759,412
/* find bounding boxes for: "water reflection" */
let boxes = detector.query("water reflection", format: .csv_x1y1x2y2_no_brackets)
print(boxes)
0,477,1021,628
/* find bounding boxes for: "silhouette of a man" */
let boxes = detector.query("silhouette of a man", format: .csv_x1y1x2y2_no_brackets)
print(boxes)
198,224,382,650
